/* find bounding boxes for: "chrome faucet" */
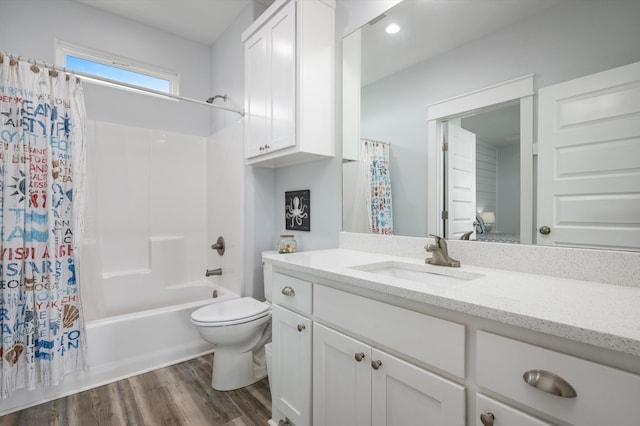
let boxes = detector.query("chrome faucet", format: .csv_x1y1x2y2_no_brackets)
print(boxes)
425,234,460,267
205,268,222,277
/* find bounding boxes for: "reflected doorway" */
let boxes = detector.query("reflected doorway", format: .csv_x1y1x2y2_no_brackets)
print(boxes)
444,103,521,243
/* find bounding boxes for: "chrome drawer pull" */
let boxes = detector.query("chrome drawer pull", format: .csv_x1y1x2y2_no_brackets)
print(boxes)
281,286,295,296
355,352,365,362
371,360,382,370
523,369,577,398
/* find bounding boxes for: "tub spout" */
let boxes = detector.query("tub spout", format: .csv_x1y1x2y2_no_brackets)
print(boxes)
206,268,222,277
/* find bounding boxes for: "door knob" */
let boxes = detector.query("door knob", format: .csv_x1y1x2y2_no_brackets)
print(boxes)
355,352,365,362
539,225,551,235
480,411,495,426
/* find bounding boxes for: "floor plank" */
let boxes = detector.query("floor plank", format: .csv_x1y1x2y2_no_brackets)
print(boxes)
0,354,272,426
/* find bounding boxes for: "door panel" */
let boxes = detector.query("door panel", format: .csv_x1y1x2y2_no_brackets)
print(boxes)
272,305,311,426
447,122,477,239
371,349,465,426
537,61,640,250
313,323,371,426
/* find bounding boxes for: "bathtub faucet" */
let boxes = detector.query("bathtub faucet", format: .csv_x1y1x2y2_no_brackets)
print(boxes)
205,268,222,277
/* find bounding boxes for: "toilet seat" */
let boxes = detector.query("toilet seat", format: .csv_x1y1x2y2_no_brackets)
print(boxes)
191,297,270,327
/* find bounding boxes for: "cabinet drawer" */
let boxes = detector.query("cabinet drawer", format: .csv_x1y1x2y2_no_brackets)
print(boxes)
272,272,312,315
477,331,640,426
314,284,465,378
476,394,553,426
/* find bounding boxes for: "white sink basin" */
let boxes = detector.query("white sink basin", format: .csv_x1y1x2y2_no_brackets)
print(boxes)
350,261,483,285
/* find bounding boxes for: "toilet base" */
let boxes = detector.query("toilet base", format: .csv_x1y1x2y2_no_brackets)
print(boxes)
211,346,268,391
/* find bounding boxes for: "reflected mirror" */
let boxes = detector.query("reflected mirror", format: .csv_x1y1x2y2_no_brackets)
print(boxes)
342,0,640,251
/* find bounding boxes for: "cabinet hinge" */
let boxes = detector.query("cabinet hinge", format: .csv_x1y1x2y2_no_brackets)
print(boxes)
442,142,449,152
442,210,449,220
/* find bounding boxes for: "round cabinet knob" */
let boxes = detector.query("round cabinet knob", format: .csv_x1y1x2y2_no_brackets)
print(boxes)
297,324,306,332
355,352,365,362
480,411,495,426
539,225,551,235
371,360,382,370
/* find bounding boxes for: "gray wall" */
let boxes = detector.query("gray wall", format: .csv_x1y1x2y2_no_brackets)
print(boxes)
497,143,520,233
360,0,640,237
476,141,497,215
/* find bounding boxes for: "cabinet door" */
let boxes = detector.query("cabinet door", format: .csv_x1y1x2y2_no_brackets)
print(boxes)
267,0,296,153
272,305,312,426
313,323,371,426
244,27,269,158
371,349,466,426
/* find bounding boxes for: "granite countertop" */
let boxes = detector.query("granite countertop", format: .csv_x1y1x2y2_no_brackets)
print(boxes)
263,248,640,357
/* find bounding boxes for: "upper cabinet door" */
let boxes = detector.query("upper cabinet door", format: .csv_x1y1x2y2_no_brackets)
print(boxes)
537,61,640,251
268,1,296,154
244,30,269,159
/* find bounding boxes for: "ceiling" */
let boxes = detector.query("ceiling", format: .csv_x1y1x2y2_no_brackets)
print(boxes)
73,0,270,46
360,0,559,86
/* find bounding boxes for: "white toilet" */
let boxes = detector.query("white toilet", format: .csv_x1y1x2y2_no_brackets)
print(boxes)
190,261,273,391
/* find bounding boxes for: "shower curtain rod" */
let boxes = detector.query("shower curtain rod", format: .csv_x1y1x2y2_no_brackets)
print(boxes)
2,53,245,116
362,138,390,145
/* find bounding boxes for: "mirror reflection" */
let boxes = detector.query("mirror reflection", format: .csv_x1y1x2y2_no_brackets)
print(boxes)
342,0,640,251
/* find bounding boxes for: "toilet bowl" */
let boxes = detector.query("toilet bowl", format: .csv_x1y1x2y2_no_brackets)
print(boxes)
191,254,275,391
191,297,271,391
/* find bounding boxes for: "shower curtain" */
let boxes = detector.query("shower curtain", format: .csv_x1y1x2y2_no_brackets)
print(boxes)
0,55,87,398
360,140,393,234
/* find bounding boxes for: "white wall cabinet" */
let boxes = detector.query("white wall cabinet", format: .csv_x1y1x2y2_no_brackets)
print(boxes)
242,0,335,168
313,323,466,426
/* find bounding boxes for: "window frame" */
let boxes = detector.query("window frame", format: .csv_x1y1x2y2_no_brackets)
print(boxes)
55,40,180,97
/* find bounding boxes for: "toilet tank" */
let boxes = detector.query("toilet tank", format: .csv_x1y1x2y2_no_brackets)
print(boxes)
262,251,277,302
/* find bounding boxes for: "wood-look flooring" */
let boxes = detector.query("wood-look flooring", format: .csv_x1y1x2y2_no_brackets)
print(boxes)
1,354,272,426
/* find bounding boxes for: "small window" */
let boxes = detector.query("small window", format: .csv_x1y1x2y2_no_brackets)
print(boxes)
55,40,179,96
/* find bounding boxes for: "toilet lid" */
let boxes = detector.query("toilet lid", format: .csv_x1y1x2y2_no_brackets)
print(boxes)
191,297,270,324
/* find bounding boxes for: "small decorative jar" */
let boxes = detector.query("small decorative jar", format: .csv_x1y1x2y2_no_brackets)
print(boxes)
278,234,297,253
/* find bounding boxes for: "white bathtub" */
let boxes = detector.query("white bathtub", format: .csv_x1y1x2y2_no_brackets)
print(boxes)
0,283,237,416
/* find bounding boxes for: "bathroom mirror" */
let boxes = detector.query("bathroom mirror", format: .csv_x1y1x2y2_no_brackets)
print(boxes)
342,0,640,251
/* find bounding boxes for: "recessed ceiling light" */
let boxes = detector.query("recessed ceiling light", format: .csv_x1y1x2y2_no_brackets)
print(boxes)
385,23,400,34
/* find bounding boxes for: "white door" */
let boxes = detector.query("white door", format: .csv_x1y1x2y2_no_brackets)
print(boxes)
271,305,312,426
446,122,477,239
313,323,371,426
538,61,640,250
371,349,466,426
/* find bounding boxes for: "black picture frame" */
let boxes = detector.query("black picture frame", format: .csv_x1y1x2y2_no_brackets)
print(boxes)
285,190,310,231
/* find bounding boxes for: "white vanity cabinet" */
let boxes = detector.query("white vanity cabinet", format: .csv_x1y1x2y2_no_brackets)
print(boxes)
267,261,640,426
476,331,640,426
313,284,466,426
242,0,335,168
313,323,466,425
271,273,313,426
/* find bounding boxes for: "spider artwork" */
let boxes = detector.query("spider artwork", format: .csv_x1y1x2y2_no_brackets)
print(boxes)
285,191,310,230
